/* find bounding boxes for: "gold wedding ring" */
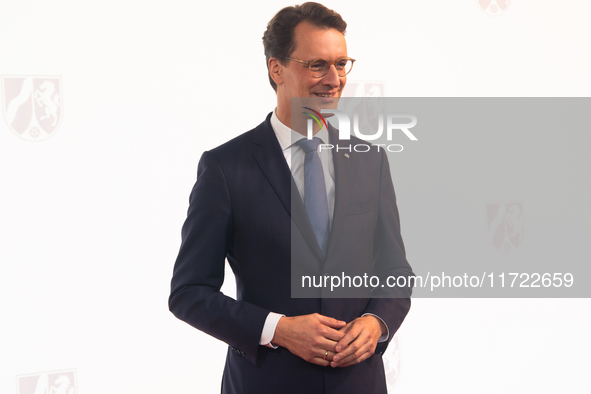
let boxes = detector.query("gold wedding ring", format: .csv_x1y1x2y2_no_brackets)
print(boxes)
324,350,329,360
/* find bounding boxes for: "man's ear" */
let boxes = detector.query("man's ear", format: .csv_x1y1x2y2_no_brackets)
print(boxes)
268,57,283,86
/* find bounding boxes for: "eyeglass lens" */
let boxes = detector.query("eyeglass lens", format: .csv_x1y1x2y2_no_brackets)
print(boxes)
309,59,353,77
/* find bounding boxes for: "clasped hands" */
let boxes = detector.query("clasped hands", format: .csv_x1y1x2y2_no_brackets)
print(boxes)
272,313,385,368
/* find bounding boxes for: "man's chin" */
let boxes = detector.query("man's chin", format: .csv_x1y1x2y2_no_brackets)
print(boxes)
290,96,340,130
315,96,338,104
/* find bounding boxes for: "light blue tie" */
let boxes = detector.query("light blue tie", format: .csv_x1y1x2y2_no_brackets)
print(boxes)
297,137,329,257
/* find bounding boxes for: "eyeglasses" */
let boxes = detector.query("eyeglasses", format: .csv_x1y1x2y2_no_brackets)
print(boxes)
285,57,356,78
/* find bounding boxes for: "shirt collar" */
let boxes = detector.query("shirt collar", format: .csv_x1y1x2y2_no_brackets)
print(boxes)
271,109,329,151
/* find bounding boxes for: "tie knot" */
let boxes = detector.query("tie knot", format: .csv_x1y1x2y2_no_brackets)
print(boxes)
297,137,322,154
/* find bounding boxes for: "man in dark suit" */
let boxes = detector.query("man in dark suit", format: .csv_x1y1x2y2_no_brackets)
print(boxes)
169,3,413,393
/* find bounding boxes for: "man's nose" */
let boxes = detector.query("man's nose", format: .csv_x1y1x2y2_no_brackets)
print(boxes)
321,64,341,86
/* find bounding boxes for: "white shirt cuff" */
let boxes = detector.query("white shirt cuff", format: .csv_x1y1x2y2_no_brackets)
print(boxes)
362,313,389,343
259,312,285,348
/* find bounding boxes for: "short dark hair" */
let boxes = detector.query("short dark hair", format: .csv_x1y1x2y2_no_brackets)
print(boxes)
262,2,347,92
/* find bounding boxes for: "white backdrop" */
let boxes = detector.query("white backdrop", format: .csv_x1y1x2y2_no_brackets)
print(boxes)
1,0,590,393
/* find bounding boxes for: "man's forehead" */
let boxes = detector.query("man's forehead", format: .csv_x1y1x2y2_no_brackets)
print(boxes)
291,21,347,56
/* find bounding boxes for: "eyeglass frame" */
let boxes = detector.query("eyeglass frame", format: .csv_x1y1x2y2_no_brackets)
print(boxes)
285,56,356,78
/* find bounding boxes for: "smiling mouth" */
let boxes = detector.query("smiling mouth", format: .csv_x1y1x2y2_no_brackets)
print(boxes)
314,92,338,97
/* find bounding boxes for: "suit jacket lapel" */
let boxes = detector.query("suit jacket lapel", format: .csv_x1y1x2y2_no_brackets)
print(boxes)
251,114,291,216
251,114,324,261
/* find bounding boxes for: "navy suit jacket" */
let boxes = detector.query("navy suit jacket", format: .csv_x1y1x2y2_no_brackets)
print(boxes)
169,113,413,394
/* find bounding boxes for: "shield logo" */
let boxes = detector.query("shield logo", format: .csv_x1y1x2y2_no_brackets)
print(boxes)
383,335,402,389
2,76,63,141
477,0,513,16
487,202,525,252
341,82,387,141
16,369,76,394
